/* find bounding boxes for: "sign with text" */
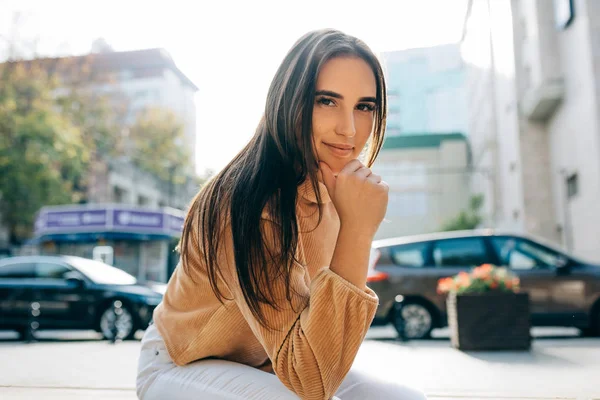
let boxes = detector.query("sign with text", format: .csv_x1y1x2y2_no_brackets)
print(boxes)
34,205,185,238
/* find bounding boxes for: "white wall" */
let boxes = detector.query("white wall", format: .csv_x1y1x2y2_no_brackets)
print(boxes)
546,0,600,261
118,71,196,160
373,140,470,239
462,0,600,262
461,0,513,228
490,0,526,233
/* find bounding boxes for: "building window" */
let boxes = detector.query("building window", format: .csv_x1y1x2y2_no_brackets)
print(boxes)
113,186,127,203
566,173,579,198
554,0,575,30
138,195,149,206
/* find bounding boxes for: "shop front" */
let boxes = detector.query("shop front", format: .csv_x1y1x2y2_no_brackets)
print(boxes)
32,204,185,283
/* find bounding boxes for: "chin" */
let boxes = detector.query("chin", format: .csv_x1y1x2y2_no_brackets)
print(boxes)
321,158,349,175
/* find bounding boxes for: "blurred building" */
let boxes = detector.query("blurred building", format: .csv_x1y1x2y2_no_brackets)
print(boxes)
3,47,198,209
1,48,199,278
383,45,468,136
378,46,470,239
87,157,197,211
373,133,471,240
462,0,600,261
86,48,198,163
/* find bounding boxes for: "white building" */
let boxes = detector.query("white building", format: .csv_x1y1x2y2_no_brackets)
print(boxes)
75,48,199,210
383,45,468,136
461,0,600,262
373,133,471,240
0,48,199,256
88,48,198,168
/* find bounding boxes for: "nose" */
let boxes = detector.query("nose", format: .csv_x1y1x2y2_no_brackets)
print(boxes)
335,109,356,137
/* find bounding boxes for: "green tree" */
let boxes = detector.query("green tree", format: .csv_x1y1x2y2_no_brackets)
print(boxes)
128,107,193,184
0,15,127,244
442,194,485,231
0,60,89,244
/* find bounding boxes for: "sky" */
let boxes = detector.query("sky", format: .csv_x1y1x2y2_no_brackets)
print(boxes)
1,0,469,175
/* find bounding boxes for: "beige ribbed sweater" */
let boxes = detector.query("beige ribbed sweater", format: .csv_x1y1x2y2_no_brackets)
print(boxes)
153,180,379,400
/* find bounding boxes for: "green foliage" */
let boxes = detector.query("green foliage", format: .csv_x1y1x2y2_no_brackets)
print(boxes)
0,55,194,244
128,107,192,184
442,194,485,232
0,61,89,243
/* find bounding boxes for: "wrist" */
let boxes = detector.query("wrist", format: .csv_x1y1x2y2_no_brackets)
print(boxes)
338,222,377,242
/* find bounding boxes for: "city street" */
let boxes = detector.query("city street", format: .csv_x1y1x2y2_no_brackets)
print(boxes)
0,327,598,399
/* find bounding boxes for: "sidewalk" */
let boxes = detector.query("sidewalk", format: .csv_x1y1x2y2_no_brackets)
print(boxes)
1,386,598,399
0,328,599,399
355,333,600,399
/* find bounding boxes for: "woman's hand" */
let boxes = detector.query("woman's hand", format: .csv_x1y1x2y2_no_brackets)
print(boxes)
320,160,389,289
320,160,388,239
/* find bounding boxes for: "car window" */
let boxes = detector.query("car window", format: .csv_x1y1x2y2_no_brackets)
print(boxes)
35,262,71,279
65,256,137,285
0,262,36,278
491,237,559,270
433,238,488,267
390,243,428,267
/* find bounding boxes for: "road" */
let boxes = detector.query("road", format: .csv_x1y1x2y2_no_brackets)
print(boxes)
0,327,599,399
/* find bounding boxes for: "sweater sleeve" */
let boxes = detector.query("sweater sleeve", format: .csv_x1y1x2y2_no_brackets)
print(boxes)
219,220,379,400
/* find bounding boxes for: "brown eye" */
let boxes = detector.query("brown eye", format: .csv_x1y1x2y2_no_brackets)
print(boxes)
317,97,335,106
357,103,376,112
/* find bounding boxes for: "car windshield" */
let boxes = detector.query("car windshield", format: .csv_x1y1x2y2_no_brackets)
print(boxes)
66,256,137,285
521,233,591,265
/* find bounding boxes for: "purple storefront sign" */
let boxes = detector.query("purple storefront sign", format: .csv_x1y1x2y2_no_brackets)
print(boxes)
34,205,185,238
166,214,184,234
113,210,164,231
42,210,108,230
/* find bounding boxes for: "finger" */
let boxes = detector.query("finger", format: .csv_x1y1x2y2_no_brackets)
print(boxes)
319,162,337,198
367,173,382,184
340,159,364,175
379,180,390,193
355,166,372,179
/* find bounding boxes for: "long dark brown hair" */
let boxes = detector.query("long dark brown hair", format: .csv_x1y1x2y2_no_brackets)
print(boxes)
179,29,387,328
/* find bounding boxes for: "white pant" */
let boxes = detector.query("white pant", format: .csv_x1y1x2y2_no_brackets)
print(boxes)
136,324,426,400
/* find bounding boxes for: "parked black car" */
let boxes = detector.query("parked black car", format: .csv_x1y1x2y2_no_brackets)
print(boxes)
0,255,165,340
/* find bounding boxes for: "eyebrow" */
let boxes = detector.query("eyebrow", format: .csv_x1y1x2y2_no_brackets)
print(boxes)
315,90,377,103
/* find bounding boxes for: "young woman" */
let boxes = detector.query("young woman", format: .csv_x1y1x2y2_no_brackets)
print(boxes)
137,29,426,400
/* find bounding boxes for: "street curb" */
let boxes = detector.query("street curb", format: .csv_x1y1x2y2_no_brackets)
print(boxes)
427,393,600,400
2,386,598,400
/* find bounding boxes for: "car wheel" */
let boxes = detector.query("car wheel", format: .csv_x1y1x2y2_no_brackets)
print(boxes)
99,300,137,341
394,302,433,340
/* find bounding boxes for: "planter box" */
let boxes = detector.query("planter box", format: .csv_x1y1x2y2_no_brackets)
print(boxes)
447,292,531,351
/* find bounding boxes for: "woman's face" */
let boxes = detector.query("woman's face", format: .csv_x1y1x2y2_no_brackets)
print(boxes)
311,56,377,174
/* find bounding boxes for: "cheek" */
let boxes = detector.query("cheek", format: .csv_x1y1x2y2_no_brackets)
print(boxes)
311,110,330,142
355,116,374,147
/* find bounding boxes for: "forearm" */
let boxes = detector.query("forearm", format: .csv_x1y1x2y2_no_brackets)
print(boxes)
329,225,374,290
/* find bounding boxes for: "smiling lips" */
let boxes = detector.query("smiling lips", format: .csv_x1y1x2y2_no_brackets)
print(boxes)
323,142,354,157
